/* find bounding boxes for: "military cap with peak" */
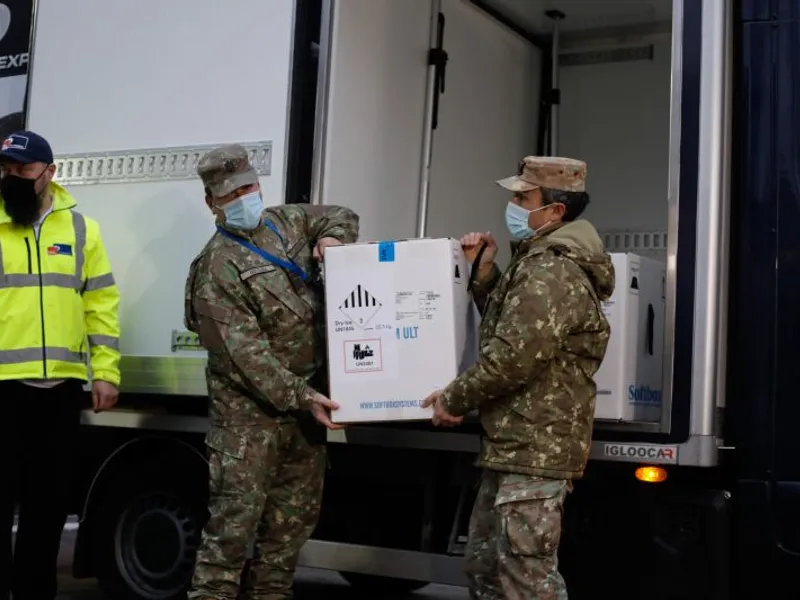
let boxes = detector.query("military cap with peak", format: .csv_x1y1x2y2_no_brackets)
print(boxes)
196,144,259,198
496,156,587,193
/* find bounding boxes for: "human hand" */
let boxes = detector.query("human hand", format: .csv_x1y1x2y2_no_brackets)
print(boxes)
421,389,463,428
313,237,343,262
310,392,346,430
92,380,119,412
460,232,497,277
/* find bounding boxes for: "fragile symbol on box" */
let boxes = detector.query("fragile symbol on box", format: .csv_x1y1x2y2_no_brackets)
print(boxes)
344,339,383,373
339,284,382,329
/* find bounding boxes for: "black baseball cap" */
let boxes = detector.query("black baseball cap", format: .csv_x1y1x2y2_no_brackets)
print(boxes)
0,130,54,164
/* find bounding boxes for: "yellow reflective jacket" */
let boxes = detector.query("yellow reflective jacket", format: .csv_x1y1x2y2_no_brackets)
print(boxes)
0,182,121,386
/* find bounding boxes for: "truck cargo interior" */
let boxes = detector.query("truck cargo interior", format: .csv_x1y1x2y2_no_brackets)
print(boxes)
305,0,719,457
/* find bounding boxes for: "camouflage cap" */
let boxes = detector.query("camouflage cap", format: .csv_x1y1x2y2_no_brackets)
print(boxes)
196,144,259,198
496,156,587,193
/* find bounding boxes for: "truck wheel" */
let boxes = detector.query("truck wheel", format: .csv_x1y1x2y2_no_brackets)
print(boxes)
339,571,428,594
91,470,205,600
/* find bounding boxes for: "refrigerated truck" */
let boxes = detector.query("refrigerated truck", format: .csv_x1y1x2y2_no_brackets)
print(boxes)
7,0,798,598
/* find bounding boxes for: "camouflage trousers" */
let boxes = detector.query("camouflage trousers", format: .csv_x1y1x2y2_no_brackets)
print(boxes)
188,419,326,600
464,469,570,600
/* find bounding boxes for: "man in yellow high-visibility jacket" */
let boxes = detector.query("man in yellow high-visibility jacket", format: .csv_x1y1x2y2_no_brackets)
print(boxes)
0,130,121,600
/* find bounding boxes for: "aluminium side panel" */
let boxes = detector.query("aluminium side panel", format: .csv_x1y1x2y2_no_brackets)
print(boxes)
25,0,296,395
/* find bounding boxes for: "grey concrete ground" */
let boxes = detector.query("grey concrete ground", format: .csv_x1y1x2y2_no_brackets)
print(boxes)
54,522,469,600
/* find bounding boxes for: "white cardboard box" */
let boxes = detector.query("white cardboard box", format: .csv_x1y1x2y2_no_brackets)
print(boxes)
593,253,666,422
324,238,479,423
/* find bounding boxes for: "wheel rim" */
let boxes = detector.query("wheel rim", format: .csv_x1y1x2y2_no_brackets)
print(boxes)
114,490,201,598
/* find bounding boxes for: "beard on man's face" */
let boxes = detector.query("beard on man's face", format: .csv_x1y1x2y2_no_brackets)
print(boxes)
1,175,43,227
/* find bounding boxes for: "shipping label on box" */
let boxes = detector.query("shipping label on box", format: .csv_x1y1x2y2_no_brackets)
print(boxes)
324,238,478,423
593,253,666,423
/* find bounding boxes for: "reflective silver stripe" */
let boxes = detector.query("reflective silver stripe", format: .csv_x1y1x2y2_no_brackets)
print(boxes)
0,347,87,365
0,210,88,290
83,273,116,292
68,211,116,293
72,211,86,280
88,334,120,351
0,273,81,289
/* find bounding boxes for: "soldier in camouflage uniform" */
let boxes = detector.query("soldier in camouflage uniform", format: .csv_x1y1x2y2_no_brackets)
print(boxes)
423,156,615,599
184,144,359,600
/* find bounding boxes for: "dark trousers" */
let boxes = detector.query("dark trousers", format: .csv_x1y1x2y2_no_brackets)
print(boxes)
0,379,83,600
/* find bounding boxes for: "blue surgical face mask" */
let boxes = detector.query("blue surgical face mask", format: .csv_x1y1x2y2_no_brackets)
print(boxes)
505,201,554,241
223,190,263,230
505,202,535,240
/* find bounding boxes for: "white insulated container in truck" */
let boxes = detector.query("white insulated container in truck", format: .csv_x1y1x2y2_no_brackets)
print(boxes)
593,252,666,423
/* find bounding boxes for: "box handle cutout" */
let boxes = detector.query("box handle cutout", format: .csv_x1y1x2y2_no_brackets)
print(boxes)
646,304,655,356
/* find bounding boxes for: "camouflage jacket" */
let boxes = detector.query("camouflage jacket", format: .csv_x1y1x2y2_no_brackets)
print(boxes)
441,219,615,480
185,204,359,426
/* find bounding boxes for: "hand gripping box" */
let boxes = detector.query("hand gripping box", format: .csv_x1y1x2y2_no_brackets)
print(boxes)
593,253,666,423
324,238,480,423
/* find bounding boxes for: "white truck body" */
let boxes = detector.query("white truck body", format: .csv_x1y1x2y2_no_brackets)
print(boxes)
7,0,732,596
28,0,725,465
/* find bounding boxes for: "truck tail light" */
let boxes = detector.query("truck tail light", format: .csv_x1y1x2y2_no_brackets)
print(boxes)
635,466,668,483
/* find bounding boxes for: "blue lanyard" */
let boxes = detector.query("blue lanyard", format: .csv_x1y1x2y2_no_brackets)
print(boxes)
216,221,308,281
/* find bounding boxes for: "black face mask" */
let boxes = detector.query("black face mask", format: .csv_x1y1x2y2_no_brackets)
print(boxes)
1,175,43,227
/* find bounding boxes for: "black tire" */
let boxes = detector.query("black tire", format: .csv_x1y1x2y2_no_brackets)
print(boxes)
91,467,206,600
339,571,429,595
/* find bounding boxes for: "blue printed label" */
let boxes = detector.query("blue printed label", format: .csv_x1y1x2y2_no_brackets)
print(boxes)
627,384,662,406
396,326,419,340
378,241,395,262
